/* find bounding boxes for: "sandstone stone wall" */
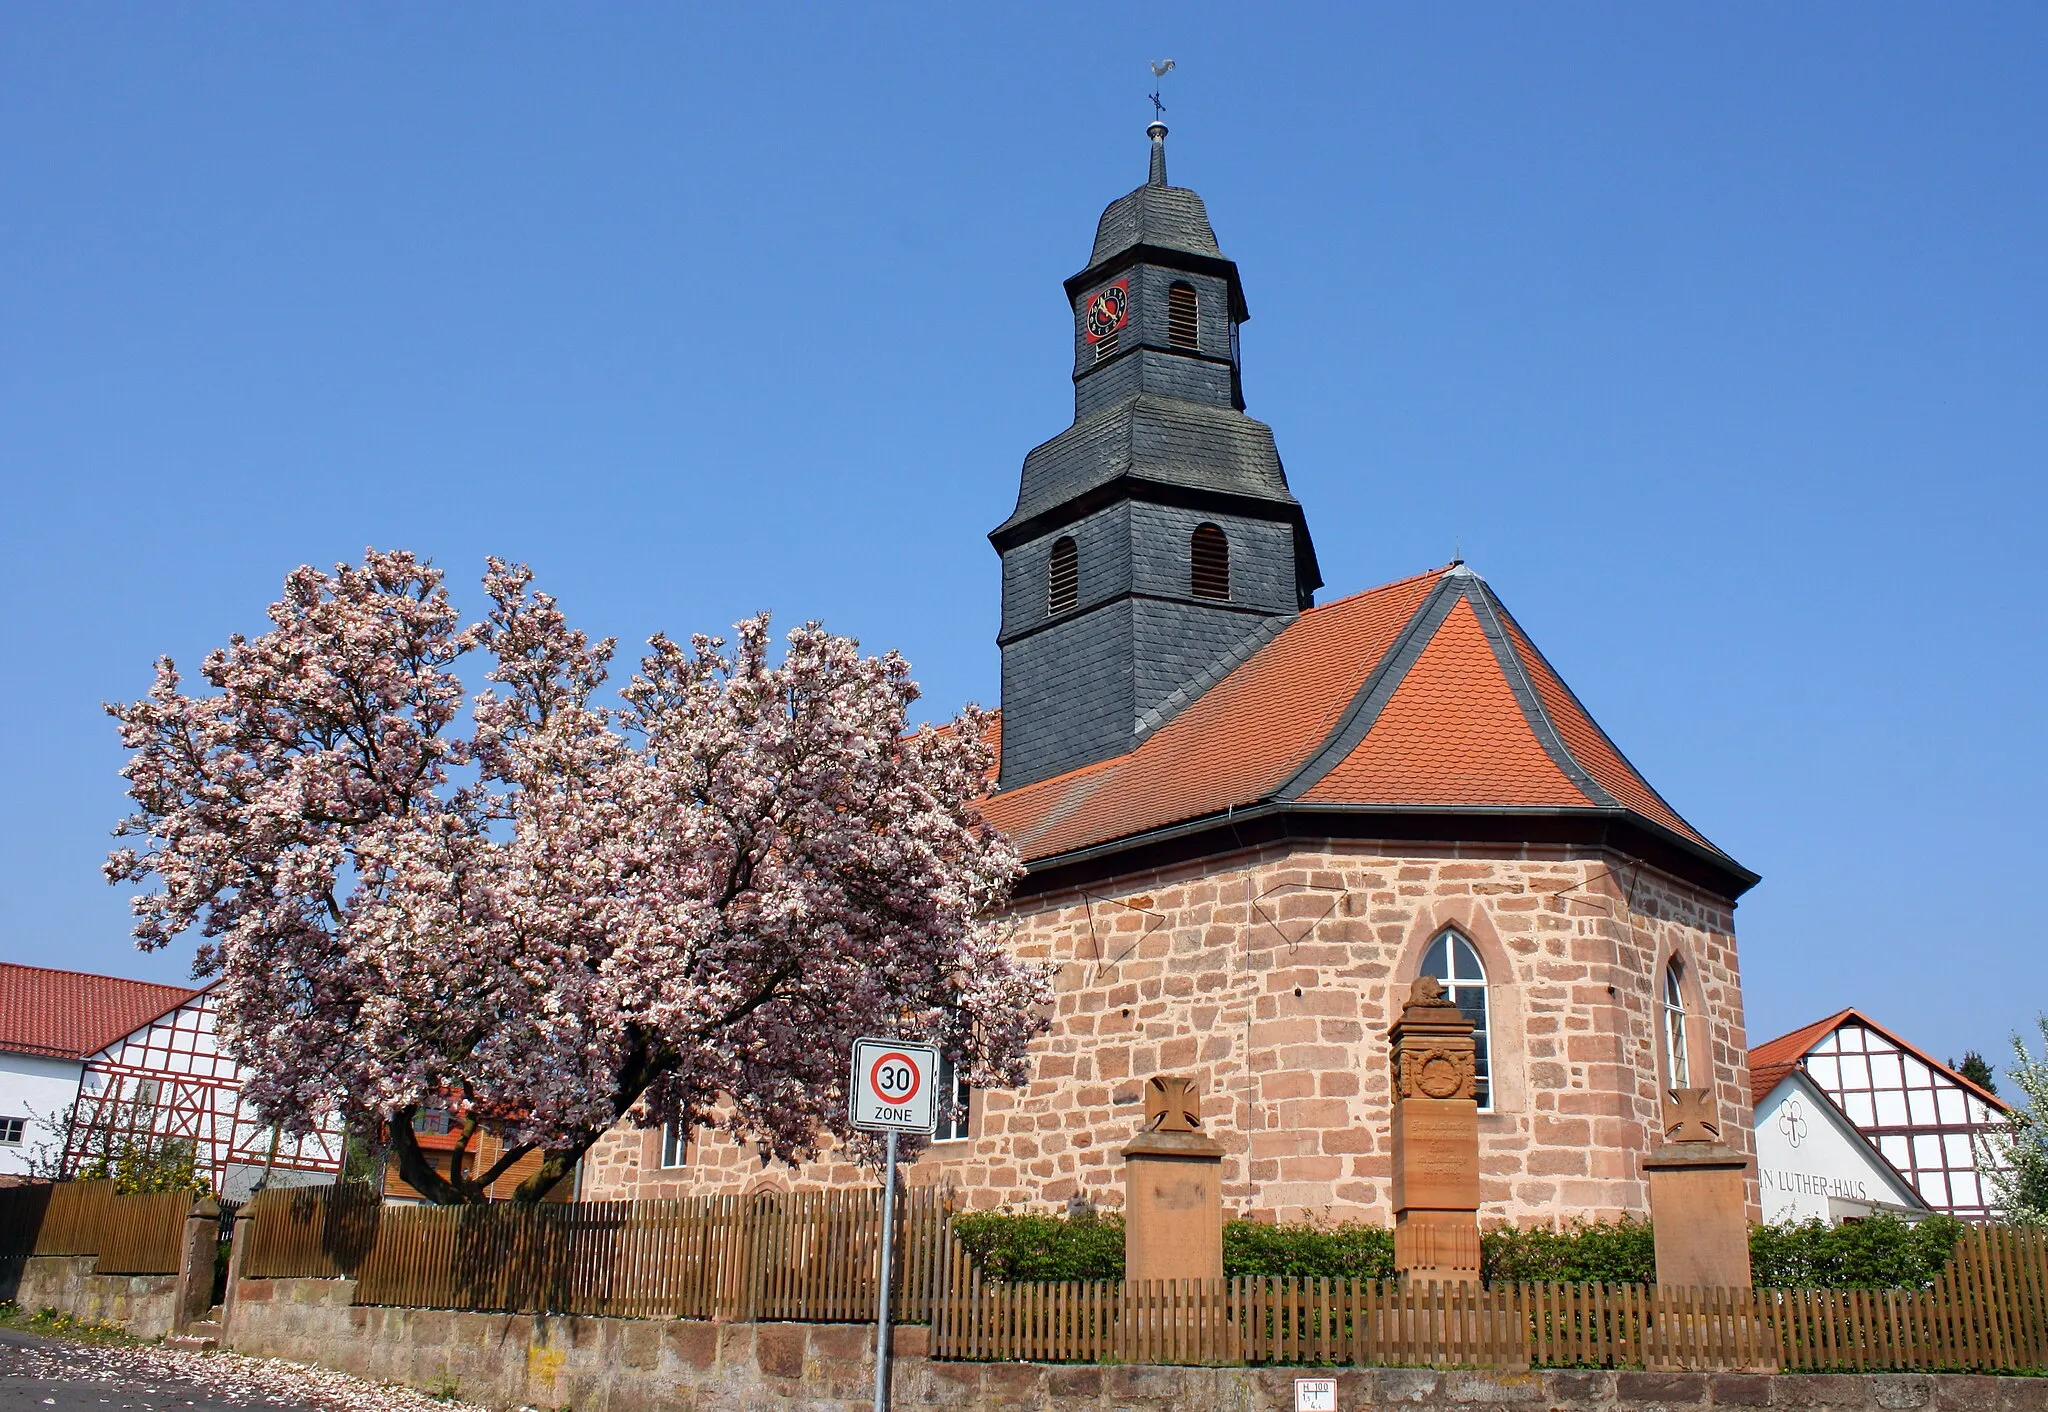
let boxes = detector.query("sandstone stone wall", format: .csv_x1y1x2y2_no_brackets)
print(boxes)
583,840,1755,1228
222,1278,2042,1412
11,1254,180,1339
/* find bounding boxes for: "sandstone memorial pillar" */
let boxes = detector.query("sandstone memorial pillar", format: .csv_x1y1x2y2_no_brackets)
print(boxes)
1643,1088,1754,1289
1388,976,1482,1285
171,1195,221,1332
1122,1075,1225,1283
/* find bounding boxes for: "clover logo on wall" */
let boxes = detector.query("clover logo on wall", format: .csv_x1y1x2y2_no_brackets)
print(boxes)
1779,1098,1808,1149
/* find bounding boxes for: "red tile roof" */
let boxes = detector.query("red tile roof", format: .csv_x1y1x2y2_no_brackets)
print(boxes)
0,963,198,1062
1747,1008,2009,1112
983,567,1439,860
981,563,1740,887
1747,1011,1854,1106
1301,596,1585,807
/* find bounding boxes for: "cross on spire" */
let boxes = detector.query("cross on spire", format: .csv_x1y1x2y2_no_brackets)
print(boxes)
1148,58,1175,122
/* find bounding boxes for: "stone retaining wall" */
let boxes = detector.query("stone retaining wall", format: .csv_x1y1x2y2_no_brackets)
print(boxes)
13,1254,181,1340
222,1276,2046,1412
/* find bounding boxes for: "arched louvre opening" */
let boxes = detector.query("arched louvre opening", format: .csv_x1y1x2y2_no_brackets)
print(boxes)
1420,930,1491,1110
1190,523,1230,600
1167,283,1200,348
1046,536,1079,616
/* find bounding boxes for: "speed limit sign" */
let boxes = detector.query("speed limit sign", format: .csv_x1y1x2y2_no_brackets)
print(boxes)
850,1037,940,1134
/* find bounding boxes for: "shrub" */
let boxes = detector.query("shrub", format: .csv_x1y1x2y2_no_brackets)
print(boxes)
951,1210,1124,1282
1482,1217,1656,1285
951,1208,1969,1292
1223,1220,1394,1279
1748,1213,1965,1290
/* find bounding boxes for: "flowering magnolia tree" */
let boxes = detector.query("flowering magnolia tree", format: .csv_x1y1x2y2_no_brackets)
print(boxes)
108,550,1049,1204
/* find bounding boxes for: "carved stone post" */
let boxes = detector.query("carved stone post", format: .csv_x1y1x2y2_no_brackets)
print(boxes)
170,1195,221,1332
1121,1075,1224,1283
1643,1088,1753,1289
1388,977,1482,1285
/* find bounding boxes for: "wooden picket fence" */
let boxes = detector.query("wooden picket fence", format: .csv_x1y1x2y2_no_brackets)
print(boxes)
929,1270,1767,1371
229,1185,2048,1373
931,1227,2048,1374
0,1179,196,1275
241,1182,383,1278
243,1183,957,1322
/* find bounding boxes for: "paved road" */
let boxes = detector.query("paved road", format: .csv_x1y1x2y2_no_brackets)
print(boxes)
0,1329,471,1412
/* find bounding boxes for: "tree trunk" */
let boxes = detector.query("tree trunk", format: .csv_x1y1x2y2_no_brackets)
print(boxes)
386,1115,477,1206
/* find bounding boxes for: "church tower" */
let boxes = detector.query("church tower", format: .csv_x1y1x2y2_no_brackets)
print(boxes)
993,122,1322,790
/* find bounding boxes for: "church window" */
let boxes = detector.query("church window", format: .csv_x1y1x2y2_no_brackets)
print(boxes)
933,1053,972,1142
1093,329,1119,362
1047,537,1079,616
1420,930,1491,1109
1190,523,1230,600
660,1122,689,1168
1168,282,1200,348
1662,959,1690,1088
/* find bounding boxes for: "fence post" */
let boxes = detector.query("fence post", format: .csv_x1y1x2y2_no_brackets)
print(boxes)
219,1200,259,1336
170,1195,221,1333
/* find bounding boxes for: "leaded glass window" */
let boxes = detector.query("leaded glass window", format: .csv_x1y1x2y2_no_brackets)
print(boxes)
1419,930,1491,1110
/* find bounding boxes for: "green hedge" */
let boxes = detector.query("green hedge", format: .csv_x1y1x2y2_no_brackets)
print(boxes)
950,1210,1966,1291
951,1210,1126,1282
1483,1217,1657,1284
1223,1220,1395,1279
1749,1213,1965,1290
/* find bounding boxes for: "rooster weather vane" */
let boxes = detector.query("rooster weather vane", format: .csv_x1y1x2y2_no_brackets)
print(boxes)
1149,58,1175,121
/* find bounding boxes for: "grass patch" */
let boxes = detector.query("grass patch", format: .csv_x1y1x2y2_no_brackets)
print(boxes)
0,1299,141,1345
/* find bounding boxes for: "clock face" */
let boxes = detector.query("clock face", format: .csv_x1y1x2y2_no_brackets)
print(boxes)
1083,281,1129,343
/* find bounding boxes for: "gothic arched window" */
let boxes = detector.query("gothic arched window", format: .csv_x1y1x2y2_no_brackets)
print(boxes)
1047,536,1079,616
1420,929,1491,1110
1662,959,1691,1088
1190,523,1230,600
1167,282,1200,349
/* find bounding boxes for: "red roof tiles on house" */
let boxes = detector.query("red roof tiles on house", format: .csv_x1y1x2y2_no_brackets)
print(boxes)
1748,1011,1855,1106
980,563,1742,889
0,962,198,1062
1747,1009,2009,1112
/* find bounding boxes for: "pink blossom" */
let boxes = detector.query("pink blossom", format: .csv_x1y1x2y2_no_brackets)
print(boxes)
108,550,1050,1201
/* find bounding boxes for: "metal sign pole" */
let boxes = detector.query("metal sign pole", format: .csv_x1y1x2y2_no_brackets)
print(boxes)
872,1128,899,1412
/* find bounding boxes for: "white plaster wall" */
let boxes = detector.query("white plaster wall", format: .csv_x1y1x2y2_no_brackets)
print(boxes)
0,1052,82,1175
1754,1074,1922,1224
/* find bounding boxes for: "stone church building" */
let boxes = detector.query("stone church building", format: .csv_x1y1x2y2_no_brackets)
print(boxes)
583,123,1761,1225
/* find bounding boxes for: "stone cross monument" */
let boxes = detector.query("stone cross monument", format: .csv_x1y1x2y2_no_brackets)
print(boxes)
1387,976,1482,1285
1642,1088,1754,1288
1121,1074,1225,1283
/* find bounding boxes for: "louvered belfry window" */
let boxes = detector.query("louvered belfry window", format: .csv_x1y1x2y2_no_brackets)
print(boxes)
1092,330,1119,362
1047,536,1079,616
1190,523,1229,600
1167,283,1200,349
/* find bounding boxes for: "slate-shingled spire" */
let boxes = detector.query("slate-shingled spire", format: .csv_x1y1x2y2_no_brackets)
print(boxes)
993,124,1322,791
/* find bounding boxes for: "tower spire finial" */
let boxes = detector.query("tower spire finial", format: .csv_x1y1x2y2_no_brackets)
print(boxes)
1147,59,1175,187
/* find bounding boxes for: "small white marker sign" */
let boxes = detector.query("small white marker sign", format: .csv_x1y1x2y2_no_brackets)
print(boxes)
850,1037,940,1135
1294,1377,1337,1412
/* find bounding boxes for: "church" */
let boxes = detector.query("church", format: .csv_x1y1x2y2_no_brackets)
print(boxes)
582,122,1761,1226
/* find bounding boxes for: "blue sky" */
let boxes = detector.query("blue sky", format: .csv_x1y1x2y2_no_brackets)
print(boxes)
2,5,2042,1073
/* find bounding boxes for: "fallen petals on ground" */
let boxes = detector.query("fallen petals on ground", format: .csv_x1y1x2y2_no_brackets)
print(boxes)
0,1330,491,1412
